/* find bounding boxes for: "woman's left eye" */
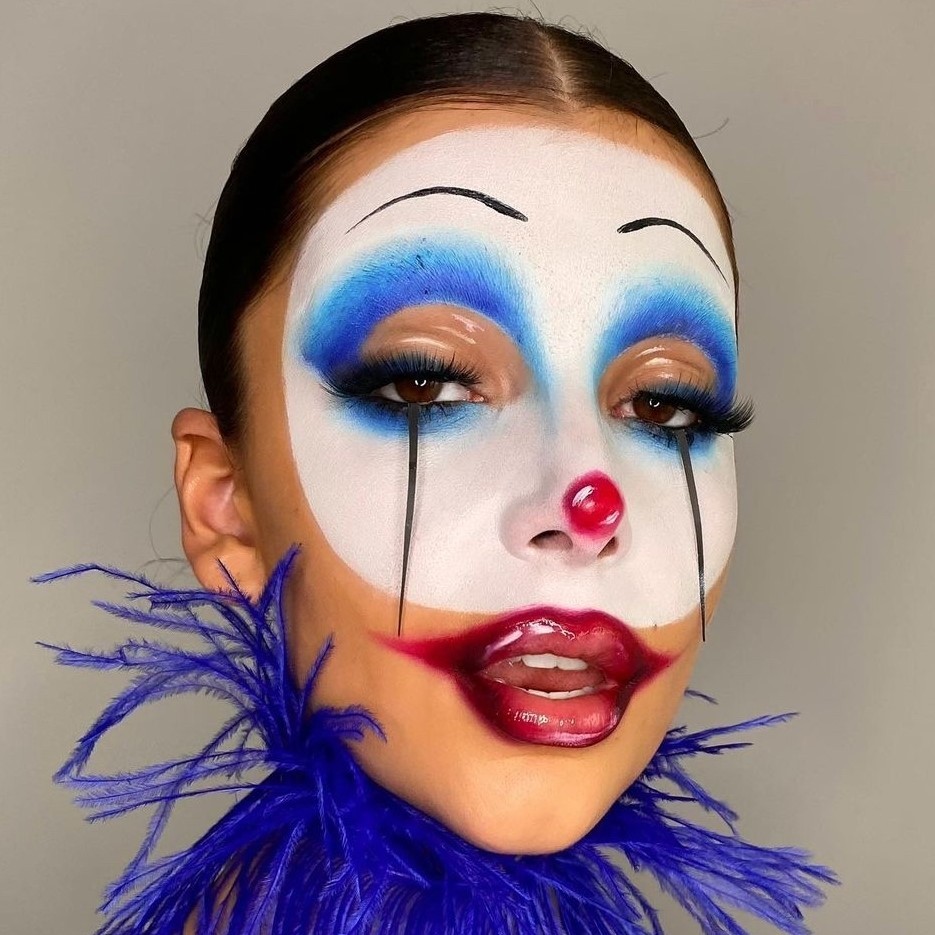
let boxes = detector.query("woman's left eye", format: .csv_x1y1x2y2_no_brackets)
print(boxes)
375,378,477,405
616,393,698,429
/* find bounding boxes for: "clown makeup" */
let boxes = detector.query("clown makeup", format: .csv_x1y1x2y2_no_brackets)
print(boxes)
284,126,745,613
263,112,752,851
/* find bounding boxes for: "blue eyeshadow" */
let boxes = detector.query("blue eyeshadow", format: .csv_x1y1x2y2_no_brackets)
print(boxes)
595,275,737,404
333,396,489,438
626,422,718,459
297,232,541,382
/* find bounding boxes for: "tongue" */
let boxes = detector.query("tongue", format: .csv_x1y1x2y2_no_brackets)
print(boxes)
480,658,607,693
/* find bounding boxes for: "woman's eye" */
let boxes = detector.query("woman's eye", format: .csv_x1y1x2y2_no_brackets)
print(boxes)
375,378,476,405
621,393,698,429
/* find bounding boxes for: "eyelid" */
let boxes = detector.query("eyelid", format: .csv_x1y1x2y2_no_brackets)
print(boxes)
594,278,738,405
629,371,716,396
359,305,531,401
597,335,720,401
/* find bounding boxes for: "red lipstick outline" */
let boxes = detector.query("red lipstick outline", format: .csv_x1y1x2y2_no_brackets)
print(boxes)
378,606,675,748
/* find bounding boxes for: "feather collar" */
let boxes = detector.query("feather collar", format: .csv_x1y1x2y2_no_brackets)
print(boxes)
36,546,835,934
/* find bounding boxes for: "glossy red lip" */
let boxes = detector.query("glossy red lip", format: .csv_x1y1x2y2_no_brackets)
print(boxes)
378,606,674,748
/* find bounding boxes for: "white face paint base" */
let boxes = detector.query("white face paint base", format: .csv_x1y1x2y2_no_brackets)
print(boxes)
282,125,737,629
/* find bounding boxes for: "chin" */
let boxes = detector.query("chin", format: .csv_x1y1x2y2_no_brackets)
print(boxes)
433,776,618,854
458,816,601,856
370,743,636,855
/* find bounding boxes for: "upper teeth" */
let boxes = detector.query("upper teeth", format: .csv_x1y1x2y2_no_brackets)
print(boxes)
518,653,588,671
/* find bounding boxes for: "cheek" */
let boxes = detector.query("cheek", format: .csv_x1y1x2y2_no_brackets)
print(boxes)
283,356,450,593
608,433,737,625
283,351,537,606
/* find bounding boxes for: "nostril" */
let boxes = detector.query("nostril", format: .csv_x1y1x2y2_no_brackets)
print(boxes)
529,529,573,552
598,536,619,558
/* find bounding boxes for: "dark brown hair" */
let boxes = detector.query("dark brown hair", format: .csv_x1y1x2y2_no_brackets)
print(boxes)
199,11,736,443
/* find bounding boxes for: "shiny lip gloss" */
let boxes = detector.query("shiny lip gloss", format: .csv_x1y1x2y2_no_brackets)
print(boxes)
378,606,674,748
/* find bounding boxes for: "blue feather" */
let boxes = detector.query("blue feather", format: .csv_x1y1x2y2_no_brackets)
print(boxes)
34,545,837,934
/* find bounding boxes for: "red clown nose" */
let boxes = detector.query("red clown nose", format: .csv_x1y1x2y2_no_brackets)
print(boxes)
562,471,625,538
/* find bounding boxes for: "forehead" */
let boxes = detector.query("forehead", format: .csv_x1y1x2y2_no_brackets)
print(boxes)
309,105,723,229
288,118,735,330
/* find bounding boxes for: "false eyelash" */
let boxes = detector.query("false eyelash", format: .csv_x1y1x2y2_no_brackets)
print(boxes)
322,349,483,404
626,375,756,438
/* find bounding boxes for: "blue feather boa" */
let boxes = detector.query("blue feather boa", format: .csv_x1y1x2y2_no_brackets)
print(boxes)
35,545,836,934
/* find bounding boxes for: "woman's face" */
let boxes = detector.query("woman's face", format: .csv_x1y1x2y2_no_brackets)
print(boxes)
235,105,738,853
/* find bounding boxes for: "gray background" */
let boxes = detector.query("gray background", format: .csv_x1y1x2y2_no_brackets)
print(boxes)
2,1,933,932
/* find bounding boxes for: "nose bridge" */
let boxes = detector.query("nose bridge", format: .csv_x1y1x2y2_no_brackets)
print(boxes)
543,381,613,479
500,385,627,567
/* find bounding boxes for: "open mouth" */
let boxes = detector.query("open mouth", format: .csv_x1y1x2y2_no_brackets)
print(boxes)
380,607,674,747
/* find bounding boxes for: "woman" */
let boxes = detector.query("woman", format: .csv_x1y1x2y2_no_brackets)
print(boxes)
39,11,834,933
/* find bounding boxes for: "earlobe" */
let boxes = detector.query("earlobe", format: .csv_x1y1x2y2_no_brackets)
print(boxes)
171,407,266,598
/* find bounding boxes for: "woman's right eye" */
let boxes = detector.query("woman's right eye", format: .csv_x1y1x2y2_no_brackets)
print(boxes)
320,349,486,416
374,378,478,405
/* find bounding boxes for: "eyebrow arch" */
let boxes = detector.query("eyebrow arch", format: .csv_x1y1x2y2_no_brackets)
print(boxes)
346,186,528,233
617,217,728,284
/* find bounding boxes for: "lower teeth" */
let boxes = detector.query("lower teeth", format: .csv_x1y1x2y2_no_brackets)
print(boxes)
521,687,597,700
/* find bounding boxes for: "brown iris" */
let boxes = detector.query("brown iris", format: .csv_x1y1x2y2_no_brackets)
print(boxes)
633,394,682,426
393,378,441,403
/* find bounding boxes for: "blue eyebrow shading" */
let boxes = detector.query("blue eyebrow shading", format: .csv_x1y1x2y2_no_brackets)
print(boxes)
594,275,737,403
296,232,542,380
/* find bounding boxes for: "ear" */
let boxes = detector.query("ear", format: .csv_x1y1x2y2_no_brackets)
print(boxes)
171,407,266,598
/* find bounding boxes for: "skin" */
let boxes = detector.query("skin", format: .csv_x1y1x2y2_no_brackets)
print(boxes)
172,104,736,857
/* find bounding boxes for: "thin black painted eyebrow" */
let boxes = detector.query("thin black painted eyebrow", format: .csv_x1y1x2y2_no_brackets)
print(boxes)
617,217,728,284
346,186,528,233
